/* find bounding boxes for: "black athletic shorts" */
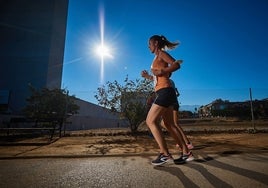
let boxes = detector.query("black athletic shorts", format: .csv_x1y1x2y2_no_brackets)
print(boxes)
154,87,177,108
173,101,179,111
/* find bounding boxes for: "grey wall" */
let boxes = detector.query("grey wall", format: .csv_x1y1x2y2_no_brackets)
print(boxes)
66,99,129,130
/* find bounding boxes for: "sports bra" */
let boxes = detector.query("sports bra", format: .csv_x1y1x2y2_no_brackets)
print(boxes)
151,55,171,91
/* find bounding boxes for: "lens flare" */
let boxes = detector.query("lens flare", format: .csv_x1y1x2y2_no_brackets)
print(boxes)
96,6,113,84
99,7,105,84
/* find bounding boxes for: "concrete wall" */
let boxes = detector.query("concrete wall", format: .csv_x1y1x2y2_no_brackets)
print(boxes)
0,98,130,130
66,99,129,130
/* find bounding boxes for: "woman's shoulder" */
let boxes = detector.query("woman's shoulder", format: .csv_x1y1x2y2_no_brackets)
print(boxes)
158,50,172,60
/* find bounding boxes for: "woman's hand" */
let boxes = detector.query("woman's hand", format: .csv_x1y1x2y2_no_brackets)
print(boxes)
141,70,149,78
141,70,154,80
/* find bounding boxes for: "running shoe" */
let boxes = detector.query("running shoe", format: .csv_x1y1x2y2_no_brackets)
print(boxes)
174,151,194,164
185,151,194,162
151,153,173,166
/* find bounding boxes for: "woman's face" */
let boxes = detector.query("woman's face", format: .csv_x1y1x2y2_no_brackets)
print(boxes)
148,39,157,53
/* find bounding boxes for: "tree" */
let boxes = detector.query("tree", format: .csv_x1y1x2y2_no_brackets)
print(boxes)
23,86,79,124
94,75,153,132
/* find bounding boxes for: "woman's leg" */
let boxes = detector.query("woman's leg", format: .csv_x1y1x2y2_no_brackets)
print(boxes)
173,110,191,144
146,104,169,155
162,107,189,154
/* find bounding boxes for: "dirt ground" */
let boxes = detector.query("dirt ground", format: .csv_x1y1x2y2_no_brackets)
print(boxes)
65,131,268,155
0,128,268,158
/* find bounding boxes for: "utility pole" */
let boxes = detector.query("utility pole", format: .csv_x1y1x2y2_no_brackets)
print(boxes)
249,88,255,131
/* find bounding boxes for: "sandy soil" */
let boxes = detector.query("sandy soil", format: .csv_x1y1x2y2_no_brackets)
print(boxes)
0,129,267,158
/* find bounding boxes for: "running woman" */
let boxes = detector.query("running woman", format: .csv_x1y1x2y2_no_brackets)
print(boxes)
141,35,194,165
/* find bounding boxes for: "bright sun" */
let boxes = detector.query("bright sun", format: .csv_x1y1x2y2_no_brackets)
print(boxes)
95,44,113,59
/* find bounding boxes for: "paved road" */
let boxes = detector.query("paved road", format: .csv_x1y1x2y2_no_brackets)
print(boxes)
0,152,268,188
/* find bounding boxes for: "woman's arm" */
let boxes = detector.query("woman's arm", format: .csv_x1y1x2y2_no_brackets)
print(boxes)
159,51,182,74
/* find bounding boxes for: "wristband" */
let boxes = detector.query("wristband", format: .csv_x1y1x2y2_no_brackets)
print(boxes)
174,60,183,64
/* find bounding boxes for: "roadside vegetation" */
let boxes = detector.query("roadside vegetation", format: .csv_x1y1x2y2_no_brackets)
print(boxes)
94,75,153,132
23,86,79,124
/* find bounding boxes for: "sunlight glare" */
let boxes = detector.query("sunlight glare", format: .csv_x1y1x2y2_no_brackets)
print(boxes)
95,44,113,59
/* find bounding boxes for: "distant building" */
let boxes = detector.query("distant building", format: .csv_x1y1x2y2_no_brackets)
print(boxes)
199,99,230,117
199,98,268,119
0,0,68,114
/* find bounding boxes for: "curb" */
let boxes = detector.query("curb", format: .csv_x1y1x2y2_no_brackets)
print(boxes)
0,153,156,160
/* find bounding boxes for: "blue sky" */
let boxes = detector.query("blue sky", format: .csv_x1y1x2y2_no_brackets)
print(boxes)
62,0,268,106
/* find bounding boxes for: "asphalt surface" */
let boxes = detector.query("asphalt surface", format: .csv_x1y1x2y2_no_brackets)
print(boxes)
0,153,268,188
0,126,268,188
